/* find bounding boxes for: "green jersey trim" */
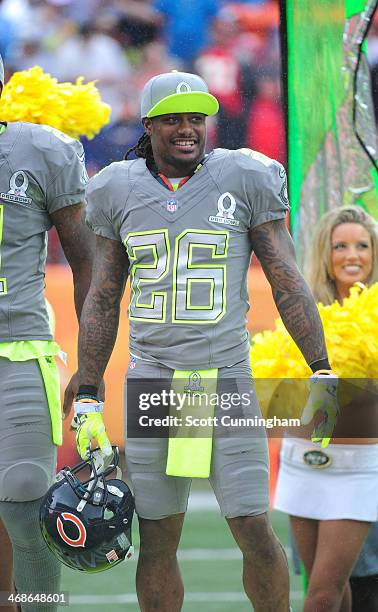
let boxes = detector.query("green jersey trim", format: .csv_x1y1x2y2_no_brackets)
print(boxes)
0,340,61,361
37,354,63,446
0,341,63,446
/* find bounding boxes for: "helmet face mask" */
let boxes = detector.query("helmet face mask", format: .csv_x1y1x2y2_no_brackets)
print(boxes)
40,448,134,573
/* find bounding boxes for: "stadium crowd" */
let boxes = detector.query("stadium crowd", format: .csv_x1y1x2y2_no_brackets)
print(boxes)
1,0,378,258
0,0,285,262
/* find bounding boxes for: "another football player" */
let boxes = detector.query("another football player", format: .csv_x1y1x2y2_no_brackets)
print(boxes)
65,71,334,611
0,54,96,611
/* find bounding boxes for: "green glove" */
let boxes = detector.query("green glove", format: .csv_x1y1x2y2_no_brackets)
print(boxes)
301,370,339,448
72,398,112,460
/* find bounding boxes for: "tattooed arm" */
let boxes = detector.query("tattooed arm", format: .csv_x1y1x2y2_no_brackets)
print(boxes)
77,235,129,388
51,203,94,319
63,235,128,414
250,219,328,366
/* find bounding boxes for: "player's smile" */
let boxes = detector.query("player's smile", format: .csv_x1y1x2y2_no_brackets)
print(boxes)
171,137,197,153
144,112,206,177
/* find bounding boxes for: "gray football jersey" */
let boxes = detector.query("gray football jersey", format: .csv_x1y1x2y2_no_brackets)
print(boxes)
86,148,289,369
0,122,87,341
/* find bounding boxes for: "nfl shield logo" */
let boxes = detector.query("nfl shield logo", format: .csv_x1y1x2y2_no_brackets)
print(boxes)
166,198,178,213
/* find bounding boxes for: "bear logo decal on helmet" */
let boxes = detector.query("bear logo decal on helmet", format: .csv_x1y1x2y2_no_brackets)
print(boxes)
57,512,87,548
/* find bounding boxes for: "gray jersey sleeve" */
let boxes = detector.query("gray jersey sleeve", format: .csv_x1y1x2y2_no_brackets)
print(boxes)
27,125,88,214
86,162,129,242
45,138,87,213
234,149,289,229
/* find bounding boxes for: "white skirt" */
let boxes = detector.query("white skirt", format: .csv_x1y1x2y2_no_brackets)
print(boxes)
274,438,378,521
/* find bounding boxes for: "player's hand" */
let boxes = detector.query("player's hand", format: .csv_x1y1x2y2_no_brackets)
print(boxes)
63,374,105,419
301,370,339,448
71,396,112,462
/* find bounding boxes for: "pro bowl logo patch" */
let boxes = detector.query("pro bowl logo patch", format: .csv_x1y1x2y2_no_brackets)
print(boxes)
176,81,192,93
209,192,239,227
278,167,288,205
1,171,32,204
57,512,87,547
184,371,204,393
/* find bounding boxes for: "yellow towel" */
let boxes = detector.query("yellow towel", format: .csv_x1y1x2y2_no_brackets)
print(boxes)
166,369,218,478
37,355,62,445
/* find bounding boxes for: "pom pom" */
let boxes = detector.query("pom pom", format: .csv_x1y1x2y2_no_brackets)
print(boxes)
57,77,111,140
0,66,111,139
250,283,378,379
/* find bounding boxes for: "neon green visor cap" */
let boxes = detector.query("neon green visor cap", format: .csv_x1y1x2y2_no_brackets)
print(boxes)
141,70,219,119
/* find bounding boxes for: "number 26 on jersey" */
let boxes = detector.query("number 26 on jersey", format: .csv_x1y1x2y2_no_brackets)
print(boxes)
125,229,229,324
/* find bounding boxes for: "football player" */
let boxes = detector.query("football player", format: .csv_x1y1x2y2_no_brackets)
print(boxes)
0,54,96,611
65,71,334,611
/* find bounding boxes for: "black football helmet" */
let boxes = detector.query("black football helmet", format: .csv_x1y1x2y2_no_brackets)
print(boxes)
40,447,134,572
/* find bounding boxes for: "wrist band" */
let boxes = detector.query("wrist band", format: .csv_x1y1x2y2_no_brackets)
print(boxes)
75,393,99,402
78,384,99,396
309,358,331,373
74,401,104,414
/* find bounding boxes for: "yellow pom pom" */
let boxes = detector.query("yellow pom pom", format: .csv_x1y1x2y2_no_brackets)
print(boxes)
0,66,111,139
57,77,111,140
250,283,378,379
